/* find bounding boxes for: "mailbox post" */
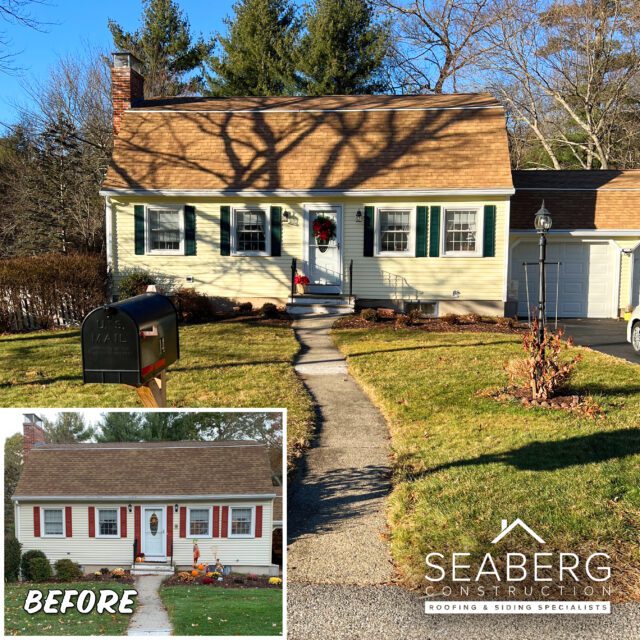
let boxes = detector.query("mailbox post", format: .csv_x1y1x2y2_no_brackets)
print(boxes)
81,292,180,407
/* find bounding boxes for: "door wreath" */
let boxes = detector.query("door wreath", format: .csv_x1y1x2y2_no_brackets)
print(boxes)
312,215,336,253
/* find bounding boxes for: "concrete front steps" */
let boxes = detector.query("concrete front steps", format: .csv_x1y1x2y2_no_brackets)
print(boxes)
286,294,355,316
131,562,174,576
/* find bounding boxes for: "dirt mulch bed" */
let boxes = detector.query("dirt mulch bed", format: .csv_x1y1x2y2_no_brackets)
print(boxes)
163,573,282,589
334,314,527,334
19,574,135,585
480,386,603,417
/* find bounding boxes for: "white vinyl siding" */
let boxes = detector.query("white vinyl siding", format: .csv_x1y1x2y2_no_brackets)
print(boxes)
17,500,274,570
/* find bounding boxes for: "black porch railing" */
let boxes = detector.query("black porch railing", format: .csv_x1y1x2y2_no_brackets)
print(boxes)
132,539,138,565
291,258,297,298
348,259,354,304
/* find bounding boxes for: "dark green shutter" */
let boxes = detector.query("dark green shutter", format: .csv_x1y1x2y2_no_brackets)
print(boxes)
220,206,231,256
363,206,374,257
429,206,441,257
134,205,145,255
184,205,196,255
483,205,496,257
416,206,428,257
270,206,282,257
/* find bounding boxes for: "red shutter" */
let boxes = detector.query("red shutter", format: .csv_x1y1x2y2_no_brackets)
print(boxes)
134,506,141,551
33,506,40,537
213,506,220,538
65,506,72,537
221,506,229,538
120,507,127,538
179,506,186,538
166,506,173,555
255,505,263,538
88,506,95,537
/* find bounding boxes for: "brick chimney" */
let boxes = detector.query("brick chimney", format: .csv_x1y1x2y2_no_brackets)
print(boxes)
23,413,46,461
111,52,144,135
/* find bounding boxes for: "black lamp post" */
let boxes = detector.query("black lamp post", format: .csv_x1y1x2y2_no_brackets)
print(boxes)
534,200,553,343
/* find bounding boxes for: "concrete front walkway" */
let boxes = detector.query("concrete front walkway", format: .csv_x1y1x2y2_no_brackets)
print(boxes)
288,313,392,585
127,574,172,636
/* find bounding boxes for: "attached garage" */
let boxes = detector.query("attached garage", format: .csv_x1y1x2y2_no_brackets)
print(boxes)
510,238,617,318
510,170,640,320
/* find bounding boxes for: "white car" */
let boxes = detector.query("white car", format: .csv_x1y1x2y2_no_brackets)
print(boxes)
627,309,640,352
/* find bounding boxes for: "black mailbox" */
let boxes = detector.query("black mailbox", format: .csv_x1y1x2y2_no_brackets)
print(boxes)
82,293,179,386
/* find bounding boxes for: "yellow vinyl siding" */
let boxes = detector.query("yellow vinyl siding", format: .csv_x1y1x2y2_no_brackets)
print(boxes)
112,195,508,304
614,238,640,311
17,500,273,569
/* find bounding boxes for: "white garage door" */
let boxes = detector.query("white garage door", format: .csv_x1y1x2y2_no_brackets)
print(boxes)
511,240,615,318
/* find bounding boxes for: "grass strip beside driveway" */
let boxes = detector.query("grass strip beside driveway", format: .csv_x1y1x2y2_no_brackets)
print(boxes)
4,582,134,636
333,328,640,599
160,586,282,635
0,321,314,463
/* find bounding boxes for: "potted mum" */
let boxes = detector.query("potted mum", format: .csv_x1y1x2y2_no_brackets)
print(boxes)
294,273,310,294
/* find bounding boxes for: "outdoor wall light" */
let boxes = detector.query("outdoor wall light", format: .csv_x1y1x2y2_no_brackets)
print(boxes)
174,504,179,513
128,504,132,513
534,200,553,232
283,210,290,222
356,209,363,223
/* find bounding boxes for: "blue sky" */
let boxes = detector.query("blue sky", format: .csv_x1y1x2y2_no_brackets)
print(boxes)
0,0,234,126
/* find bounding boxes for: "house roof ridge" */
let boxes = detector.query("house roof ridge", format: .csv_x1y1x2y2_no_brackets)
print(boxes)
33,439,264,451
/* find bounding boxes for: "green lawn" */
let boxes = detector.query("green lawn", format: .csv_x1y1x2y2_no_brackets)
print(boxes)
0,321,314,462
160,586,282,635
4,582,134,636
333,328,640,598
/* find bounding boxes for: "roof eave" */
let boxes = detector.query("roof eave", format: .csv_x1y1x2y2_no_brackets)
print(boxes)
12,493,277,502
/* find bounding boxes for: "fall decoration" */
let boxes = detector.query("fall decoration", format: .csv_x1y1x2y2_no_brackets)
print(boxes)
294,274,310,286
191,569,199,577
268,577,283,585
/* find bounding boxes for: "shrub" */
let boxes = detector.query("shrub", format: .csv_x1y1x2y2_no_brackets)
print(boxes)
29,556,52,582
100,567,110,575
111,568,126,578
407,309,423,325
268,577,283,585
117,270,156,299
462,313,482,324
394,314,410,329
54,559,82,581
440,313,460,324
172,288,212,324
0,253,108,332
496,316,515,329
238,301,253,313
202,577,214,585
261,302,278,318
361,308,378,322
4,536,21,582
508,319,582,400
177,571,195,583
21,550,47,581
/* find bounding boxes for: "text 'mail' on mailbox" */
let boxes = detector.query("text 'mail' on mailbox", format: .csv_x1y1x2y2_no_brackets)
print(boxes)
81,293,180,386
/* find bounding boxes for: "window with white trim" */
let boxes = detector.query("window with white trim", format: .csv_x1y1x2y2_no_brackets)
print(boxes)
443,209,479,255
97,508,119,537
233,209,269,255
42,508,64,536
188,508,211,537
230,507,253,537
147,206,183,254
377,209,412,255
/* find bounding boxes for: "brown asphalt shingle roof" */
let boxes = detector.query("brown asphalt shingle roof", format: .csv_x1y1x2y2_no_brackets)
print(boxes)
14,441,275,498
102,94,513,192
511,170,640,230
273,486,282,522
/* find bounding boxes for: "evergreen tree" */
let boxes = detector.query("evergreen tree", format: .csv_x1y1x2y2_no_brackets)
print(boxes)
43,413,95,443
299,0,389,95
96,413,144,442
206,0,301,96
4,433,22,536
108,0,214,97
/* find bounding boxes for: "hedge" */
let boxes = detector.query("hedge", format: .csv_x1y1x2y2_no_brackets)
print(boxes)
0,253,108,332
4,536,21,582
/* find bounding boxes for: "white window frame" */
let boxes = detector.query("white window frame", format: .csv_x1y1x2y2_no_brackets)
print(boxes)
145,204,185,255
96,507,120,539
187,506,213,539
374,207,416,257
229,506,255,539
41,507,65,538
441,207,483,257
231,206,271,257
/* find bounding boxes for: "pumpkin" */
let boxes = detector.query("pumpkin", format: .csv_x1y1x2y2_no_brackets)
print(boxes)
191,570,199,577
197,563,204,571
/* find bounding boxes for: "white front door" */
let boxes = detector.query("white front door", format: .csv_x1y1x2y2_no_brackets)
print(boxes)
306,206,342,293
143,507,165,560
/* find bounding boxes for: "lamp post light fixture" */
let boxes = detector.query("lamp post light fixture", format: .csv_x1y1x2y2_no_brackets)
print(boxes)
534,200,552,344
